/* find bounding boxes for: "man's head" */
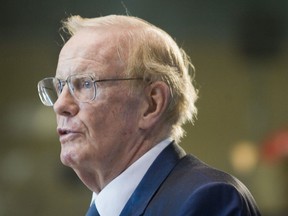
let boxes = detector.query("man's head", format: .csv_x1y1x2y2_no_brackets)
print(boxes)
61,15,198,141
37,15,198,191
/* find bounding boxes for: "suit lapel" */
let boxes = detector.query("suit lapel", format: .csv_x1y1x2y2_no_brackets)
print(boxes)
120,142,186,216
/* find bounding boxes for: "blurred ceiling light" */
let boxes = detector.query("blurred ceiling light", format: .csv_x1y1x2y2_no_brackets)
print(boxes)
230,141,259,174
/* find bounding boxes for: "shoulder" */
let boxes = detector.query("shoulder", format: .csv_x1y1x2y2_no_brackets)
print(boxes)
147,154,260,215
171,154,240,187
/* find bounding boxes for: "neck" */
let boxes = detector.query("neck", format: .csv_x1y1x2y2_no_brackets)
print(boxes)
74,134,169,193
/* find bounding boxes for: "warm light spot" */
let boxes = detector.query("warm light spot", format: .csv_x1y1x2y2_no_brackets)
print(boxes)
230,141,259,174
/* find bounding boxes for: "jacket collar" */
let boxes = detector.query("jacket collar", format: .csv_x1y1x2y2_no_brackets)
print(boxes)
120,142,186,216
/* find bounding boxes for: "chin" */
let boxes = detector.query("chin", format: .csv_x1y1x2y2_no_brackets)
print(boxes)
60,149,81,168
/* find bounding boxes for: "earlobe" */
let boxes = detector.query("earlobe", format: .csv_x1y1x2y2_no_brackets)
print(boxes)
139,81,170,129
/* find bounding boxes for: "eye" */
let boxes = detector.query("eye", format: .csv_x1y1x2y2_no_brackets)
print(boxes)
83,79,93,89
72,77,93,91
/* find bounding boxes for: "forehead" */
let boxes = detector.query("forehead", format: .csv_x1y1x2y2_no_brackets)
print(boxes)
56,28,125,78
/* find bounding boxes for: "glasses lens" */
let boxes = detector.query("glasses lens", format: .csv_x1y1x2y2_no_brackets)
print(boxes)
69,75,96,102
37,78,58,106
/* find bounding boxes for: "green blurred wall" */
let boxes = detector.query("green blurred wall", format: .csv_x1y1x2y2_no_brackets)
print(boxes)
1,1,288,215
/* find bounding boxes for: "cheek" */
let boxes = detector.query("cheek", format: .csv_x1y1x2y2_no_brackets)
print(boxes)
79,92,142,145
79,103,120,145
120,96,142,119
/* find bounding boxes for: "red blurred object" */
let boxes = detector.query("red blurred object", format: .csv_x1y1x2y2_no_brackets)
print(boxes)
261,129,288,163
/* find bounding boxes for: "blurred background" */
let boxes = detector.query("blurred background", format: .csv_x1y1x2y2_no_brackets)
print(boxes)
1,0,288,215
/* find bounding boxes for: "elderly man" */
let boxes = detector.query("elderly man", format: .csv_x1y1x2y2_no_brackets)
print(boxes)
37,15,260,216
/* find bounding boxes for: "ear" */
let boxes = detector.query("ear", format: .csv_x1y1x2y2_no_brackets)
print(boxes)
139,81,170,129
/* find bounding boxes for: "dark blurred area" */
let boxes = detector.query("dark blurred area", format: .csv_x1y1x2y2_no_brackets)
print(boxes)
1,0,288,215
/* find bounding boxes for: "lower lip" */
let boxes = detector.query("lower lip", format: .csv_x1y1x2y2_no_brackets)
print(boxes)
59,132,81,144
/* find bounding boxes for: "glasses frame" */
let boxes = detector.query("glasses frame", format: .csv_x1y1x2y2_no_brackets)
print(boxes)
37,74,143,106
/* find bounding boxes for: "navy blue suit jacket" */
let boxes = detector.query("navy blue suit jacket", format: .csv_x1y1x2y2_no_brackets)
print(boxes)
120,142,260,216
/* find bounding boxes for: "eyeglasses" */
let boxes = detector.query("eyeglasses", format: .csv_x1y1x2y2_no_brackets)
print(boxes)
37,74,143,106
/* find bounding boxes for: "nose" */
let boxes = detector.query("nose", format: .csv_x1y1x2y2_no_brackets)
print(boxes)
53,85,79,117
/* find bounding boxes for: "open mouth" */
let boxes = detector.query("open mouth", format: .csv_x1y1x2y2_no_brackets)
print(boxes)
57,128,70,136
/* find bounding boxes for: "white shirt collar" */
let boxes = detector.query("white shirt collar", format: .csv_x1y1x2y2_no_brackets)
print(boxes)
90,138,172,216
